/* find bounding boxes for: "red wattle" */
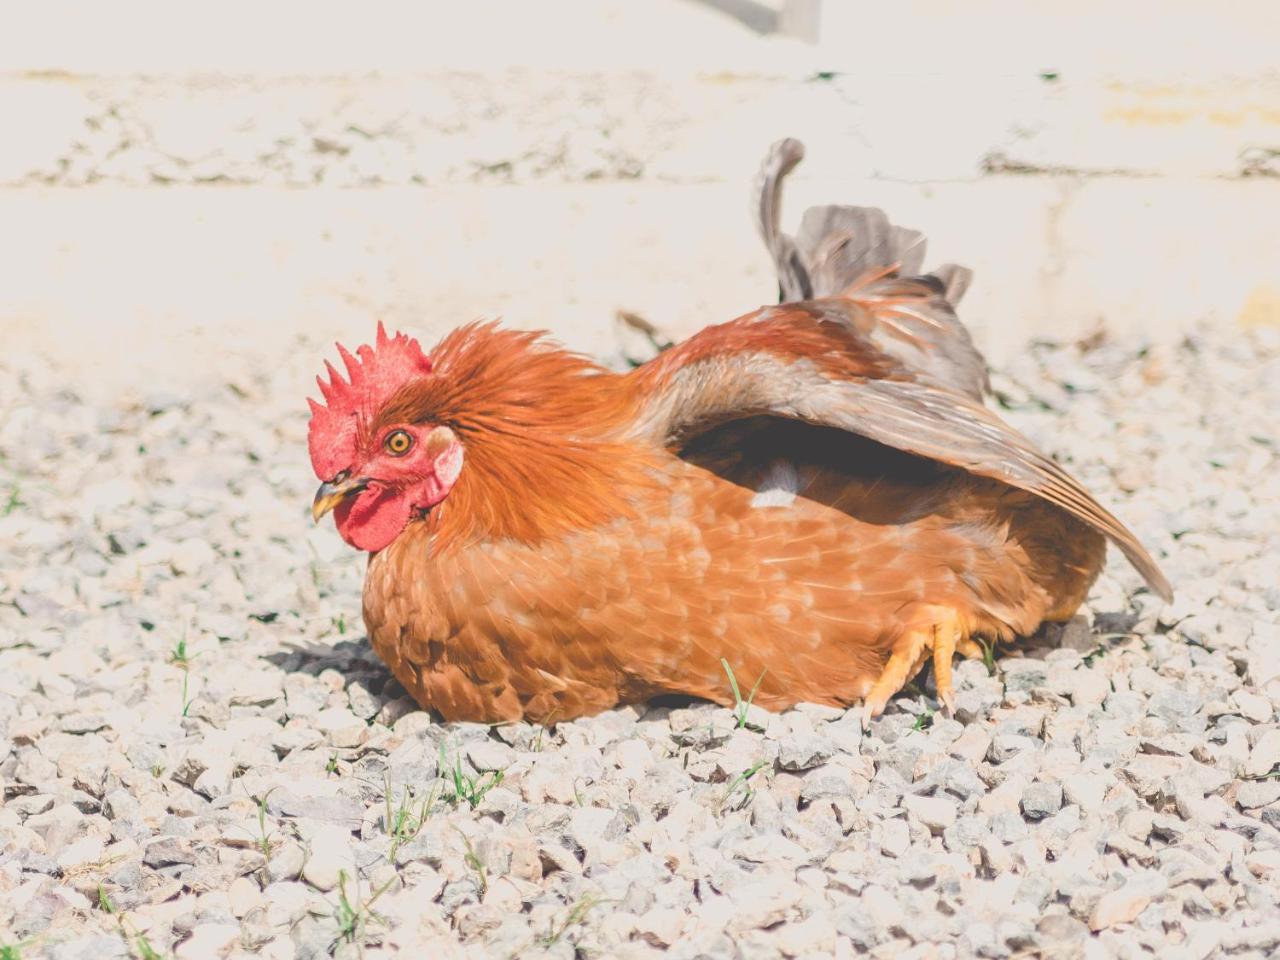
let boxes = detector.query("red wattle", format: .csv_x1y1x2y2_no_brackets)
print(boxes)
334,485,414,553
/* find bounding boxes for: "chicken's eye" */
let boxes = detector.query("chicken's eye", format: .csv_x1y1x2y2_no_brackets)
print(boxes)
385,430,413,456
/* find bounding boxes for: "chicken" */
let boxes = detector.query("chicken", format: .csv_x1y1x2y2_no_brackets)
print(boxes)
308,138,1171,725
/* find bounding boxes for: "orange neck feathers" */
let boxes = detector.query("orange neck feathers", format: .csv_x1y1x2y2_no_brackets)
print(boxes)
380,323,655,551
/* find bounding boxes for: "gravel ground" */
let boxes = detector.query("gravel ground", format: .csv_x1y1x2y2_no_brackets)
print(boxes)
2,323,1279,960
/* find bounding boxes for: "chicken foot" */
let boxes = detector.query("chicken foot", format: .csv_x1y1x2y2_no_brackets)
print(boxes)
860,606,985,728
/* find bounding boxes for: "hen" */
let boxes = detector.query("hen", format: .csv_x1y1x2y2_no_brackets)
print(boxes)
308,138,1171,725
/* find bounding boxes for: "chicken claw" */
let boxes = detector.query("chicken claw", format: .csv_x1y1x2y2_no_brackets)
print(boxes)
931,624,958,716
861,608,977,729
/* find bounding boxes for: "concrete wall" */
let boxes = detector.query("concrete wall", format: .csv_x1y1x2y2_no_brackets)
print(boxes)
3,0,1278,398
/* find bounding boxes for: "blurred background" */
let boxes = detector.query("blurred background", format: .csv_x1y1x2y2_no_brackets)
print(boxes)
3,0,1279,399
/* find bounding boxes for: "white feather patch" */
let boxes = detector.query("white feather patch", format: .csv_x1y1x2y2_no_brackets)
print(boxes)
751,460,801,508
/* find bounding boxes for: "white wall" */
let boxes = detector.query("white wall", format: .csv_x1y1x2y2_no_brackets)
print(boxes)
3,0,1278,398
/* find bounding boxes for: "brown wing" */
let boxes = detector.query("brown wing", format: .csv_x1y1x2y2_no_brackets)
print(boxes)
628,302,1172,601
753,137,989,400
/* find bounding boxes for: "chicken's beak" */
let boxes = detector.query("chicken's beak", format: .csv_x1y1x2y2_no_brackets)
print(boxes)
311,475,368,523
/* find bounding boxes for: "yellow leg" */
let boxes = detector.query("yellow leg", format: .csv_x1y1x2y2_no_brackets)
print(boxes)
862,608,975,728
932,624,957,714
861,631,930,729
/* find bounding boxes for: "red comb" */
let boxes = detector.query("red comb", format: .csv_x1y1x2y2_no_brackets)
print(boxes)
307,322,433,479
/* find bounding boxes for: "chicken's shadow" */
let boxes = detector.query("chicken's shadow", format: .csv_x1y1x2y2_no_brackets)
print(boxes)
264,637,410,717
261,610,1140,726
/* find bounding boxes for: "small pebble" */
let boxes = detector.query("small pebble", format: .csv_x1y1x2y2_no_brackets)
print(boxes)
902,794,958,833
1021,782,1064,820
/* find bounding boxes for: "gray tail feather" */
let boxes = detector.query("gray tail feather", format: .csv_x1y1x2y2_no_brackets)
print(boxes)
754,137,973,306
753,137,989,400
753,137,811,301
793,205,927,298
930,263,973,306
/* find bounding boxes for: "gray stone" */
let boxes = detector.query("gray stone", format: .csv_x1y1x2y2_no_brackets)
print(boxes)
1002,658,1049,694
799,764,864,804
266,839,306,883
301,824,354,892
990,811,1030,844
267,791,364,828
776,732,836,771
902,793,957,833
170,537,216,576
989,734,1039,764
1247,729,1280,778
109,859,144,890
1089,883,1156,931
49,935,130,960
1237,779,1280,809
1122,754,1186,797
466,739,516,773
144,836,196,867
1021,782,1065,820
